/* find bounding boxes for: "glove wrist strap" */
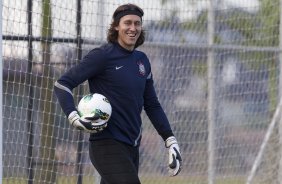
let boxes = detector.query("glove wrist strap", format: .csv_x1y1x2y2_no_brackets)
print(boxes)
165,136,177,148
68,111,79,126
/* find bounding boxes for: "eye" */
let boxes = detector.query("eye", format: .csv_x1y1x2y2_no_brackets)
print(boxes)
135,21,141,26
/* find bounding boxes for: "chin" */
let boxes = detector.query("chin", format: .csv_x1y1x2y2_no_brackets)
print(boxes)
126,42,136,47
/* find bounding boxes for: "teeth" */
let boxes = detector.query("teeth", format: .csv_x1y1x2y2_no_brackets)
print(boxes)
127,33,136,37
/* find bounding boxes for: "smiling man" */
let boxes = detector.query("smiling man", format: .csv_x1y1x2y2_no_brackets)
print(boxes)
54,3,182,184
115,14,142,50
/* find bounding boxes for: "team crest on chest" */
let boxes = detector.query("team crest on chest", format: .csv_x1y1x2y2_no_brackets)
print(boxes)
137,61,145,76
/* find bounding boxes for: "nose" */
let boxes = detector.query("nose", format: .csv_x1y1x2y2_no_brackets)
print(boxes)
129,24,137,31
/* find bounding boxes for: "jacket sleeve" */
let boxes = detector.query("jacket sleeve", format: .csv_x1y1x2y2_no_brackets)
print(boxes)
54,48,105,117
143,73,174,141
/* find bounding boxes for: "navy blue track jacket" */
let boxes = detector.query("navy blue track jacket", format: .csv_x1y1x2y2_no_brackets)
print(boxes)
54,42,173,146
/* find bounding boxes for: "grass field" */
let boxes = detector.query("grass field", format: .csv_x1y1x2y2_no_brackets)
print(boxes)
3,176,246,184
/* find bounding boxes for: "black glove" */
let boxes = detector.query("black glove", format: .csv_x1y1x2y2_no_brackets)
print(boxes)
68,111,107,133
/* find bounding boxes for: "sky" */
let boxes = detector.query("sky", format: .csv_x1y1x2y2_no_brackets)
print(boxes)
3,0,261,36
3,0,260,57
225,0,259,9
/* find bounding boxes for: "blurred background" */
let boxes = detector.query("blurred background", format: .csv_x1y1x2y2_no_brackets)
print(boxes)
2,0,282,183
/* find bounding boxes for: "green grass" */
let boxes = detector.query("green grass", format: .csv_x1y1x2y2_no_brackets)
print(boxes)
3,176,246,184
141,175,246,184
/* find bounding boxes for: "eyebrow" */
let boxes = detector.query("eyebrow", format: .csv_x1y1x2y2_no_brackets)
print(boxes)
122,19,142,24
124,19,141,23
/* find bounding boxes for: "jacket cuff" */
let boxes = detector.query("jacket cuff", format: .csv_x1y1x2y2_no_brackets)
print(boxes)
160,130,174,141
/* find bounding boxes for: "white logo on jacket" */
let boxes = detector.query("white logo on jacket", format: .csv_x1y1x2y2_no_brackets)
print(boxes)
137,61,145,76
115,66,123,70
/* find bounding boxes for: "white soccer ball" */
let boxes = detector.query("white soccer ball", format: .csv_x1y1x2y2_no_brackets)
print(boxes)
77,93,112,125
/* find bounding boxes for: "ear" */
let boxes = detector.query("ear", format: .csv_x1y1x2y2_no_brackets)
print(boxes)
114,26,119,31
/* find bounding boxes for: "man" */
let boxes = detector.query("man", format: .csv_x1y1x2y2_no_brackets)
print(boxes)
54,3,182,184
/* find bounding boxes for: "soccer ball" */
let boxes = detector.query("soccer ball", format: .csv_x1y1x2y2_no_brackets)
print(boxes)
77,93,112,125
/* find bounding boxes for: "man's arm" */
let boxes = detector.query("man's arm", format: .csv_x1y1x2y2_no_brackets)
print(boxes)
143,73,182,176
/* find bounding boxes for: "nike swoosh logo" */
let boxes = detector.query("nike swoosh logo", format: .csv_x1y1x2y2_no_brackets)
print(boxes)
115,66,123,70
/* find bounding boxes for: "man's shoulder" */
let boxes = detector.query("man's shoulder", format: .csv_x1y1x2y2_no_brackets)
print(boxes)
134,49,149,61
99,43,115,53
86,43,114,58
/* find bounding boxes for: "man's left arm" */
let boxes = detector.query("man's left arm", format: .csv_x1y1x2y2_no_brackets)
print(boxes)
143,75,182,176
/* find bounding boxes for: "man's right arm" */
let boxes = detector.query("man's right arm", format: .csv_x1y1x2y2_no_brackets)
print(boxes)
54,81,76,117
54,81,106,133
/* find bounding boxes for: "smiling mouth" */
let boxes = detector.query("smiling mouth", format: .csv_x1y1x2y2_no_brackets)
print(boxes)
127,33,137,38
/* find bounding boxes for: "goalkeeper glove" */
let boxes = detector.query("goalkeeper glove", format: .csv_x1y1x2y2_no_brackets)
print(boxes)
68,111,107,133
165,136,182,176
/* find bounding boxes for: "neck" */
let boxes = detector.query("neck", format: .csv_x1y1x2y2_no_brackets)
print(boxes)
117,40,134,51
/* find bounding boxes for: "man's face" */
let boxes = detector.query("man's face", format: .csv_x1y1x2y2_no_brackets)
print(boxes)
115,14,142,51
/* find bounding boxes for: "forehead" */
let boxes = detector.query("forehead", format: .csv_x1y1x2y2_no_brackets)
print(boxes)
119,14,142,22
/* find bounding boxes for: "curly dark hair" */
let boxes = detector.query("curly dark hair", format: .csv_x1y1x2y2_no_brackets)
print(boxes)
107,4,145,49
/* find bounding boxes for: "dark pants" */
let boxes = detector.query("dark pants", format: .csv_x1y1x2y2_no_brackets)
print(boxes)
89,139,141,184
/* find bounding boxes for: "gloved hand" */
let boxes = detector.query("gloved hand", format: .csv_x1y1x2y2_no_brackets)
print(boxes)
68,111,107,133
165,136,182,176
